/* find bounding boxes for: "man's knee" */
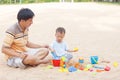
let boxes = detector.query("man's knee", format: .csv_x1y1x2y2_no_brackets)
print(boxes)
40,48,49,55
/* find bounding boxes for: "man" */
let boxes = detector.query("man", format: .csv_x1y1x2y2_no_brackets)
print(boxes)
2,8,49,69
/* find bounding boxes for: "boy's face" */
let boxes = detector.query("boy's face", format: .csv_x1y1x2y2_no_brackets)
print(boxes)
55,32,65,43
21,18,33,28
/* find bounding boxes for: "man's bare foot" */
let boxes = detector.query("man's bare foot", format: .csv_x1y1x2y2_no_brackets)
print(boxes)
23,55,38,65
36,59,51,65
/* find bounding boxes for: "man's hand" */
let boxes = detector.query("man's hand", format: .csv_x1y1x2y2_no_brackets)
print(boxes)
19,53,28,59
42,45,49,48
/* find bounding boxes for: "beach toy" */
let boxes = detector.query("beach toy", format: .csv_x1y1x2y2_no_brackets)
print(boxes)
89,68,94,72
113,62,118,67
101,60,110,63
84,68,89,71
68,66,77,72
73,47,79,51
93,65,104,69
59,67,68,72
61,56,66,62
80,66,84,70
90,56,98,64
47,65,53,69
52,59,60,67
60,57,66,68
77,69,81,72
92,72,97,76
86,64,93,69
96,69,104,72
74,63,80,68
60,60,65,67
79,57,84,64
51,52,60,59
104,66,111,71
83,64,93,71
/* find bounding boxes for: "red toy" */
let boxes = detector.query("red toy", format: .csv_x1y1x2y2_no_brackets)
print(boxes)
80,67,84,70
52,59,60,67
104,66,111,71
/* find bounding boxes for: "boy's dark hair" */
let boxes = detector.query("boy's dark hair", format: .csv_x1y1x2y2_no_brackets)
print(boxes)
56,27,66,34
17,8,35,22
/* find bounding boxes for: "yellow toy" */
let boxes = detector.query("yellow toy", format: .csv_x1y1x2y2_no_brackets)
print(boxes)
84,68,89,71
61,56,66,62
60,56,66,68
47,65,53,69
73,47,79,51
58,67,68,72
113,62,119,67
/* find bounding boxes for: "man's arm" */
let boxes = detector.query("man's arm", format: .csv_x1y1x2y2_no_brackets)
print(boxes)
2,31,27,59
2,46,27,59
26,41,49,48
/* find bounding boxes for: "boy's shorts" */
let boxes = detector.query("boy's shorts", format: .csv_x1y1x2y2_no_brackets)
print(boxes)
64,53,73,62
51,53,73,62
7,48,40,69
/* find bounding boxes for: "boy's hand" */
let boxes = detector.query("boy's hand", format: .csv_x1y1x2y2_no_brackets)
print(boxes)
73,48,79,52
49,47,55,52
73,50,78,52
51,48,55,52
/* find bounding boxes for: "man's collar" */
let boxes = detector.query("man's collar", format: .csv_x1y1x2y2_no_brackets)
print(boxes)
17,22,23,32
17,22,28,32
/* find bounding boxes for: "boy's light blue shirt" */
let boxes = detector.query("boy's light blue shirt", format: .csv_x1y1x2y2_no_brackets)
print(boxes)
51,40,68,57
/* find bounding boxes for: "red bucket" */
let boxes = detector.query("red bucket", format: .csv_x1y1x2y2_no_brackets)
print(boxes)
52,59,60,67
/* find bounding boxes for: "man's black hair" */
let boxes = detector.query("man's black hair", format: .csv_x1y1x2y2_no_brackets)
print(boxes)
17,8,35,22
56,27,66,34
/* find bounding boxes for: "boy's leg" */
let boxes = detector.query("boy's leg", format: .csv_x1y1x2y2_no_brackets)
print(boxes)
64,54,73,67
64,53,73,63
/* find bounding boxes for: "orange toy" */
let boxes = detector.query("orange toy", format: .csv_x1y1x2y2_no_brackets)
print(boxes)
96,69,104,72
60,60,65,67
74,63,80,68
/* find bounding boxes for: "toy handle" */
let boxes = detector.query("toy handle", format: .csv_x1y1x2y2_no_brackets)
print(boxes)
91,57,98,63
51,52,59,59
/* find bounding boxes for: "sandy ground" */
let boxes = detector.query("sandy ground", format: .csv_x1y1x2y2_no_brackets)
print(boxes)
0,2,120,80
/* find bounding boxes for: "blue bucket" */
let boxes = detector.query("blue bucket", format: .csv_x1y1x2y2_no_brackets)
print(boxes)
90,56,98,64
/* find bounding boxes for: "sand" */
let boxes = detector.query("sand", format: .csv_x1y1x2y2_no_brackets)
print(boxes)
0,2,120,80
